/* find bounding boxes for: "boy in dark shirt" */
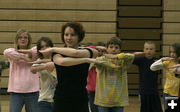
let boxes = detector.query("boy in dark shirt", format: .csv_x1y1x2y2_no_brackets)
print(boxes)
133,41,162,112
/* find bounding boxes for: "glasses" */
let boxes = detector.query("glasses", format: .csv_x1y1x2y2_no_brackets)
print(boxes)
18,36,28,40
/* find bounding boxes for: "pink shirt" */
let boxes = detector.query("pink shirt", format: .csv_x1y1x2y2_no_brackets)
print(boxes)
3,47,39,93
86,46,97,93
87,66,97,93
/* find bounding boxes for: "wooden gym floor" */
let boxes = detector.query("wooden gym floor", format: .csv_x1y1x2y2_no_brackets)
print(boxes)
0,95,164,112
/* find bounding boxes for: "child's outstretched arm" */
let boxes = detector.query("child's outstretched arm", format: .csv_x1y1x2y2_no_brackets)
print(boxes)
19,55,34,62
4,48,33,62
95,56,121,69
104,52,135,59
28,59,51,64
168,64,180,78
150,58,163,71
17,46,38,62
150,57,174,71
103,53,125,59
31,62,54,74
133,52,145,57
103,54,118,59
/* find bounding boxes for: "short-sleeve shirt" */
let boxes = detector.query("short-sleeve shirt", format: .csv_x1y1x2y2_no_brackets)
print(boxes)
133,57,159,95
163,61,180,96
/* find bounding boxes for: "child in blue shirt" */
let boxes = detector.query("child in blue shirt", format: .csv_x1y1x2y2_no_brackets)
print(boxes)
133,41,162,112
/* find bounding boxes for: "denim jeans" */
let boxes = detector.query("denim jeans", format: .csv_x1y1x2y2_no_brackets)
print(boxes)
89,91,98,112
38,101,53,112
163,93,173,111
9,92,39,112
98,106,124,112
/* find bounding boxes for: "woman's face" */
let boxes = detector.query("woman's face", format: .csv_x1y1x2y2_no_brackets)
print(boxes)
64,27,79,48
17,32,29,49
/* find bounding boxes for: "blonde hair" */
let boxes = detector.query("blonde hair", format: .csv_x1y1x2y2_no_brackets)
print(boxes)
144,41,156,48
14,29,32,50
144,41,155,45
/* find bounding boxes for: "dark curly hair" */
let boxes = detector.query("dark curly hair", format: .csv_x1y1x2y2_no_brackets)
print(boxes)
106,37,122,49
172,43,180,58
61,22,85,44
37,37,54,59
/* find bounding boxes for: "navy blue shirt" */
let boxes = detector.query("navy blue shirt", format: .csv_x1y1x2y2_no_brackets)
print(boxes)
133,57,160,95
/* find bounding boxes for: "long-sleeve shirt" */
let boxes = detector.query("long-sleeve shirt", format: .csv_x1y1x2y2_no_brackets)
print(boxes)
3,47,39,93
95,53,134,107
150,59,180,96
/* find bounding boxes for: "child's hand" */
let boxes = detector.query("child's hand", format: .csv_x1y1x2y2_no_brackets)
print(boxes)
28,59,51,64
111,64,121,69
19,55,32,62
161,57,174,61
133,52,145,56
168,65,180,78
96,46,107,56
168,64,180,69
18,49,32,54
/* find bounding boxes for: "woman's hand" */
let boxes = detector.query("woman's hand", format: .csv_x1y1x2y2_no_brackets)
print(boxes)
28,59,51,64
161,57,174,61
87,58,104,64
39,48,53,56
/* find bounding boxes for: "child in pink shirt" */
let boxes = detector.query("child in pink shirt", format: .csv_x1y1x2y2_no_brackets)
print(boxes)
3,29,39,112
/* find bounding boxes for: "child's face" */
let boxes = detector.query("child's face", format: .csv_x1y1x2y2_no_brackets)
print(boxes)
40,41,49,50
97,49,106,56
107,44,121,54
169,46,176,58
143,43,155,59
41,41,50,57
17,32,29,49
